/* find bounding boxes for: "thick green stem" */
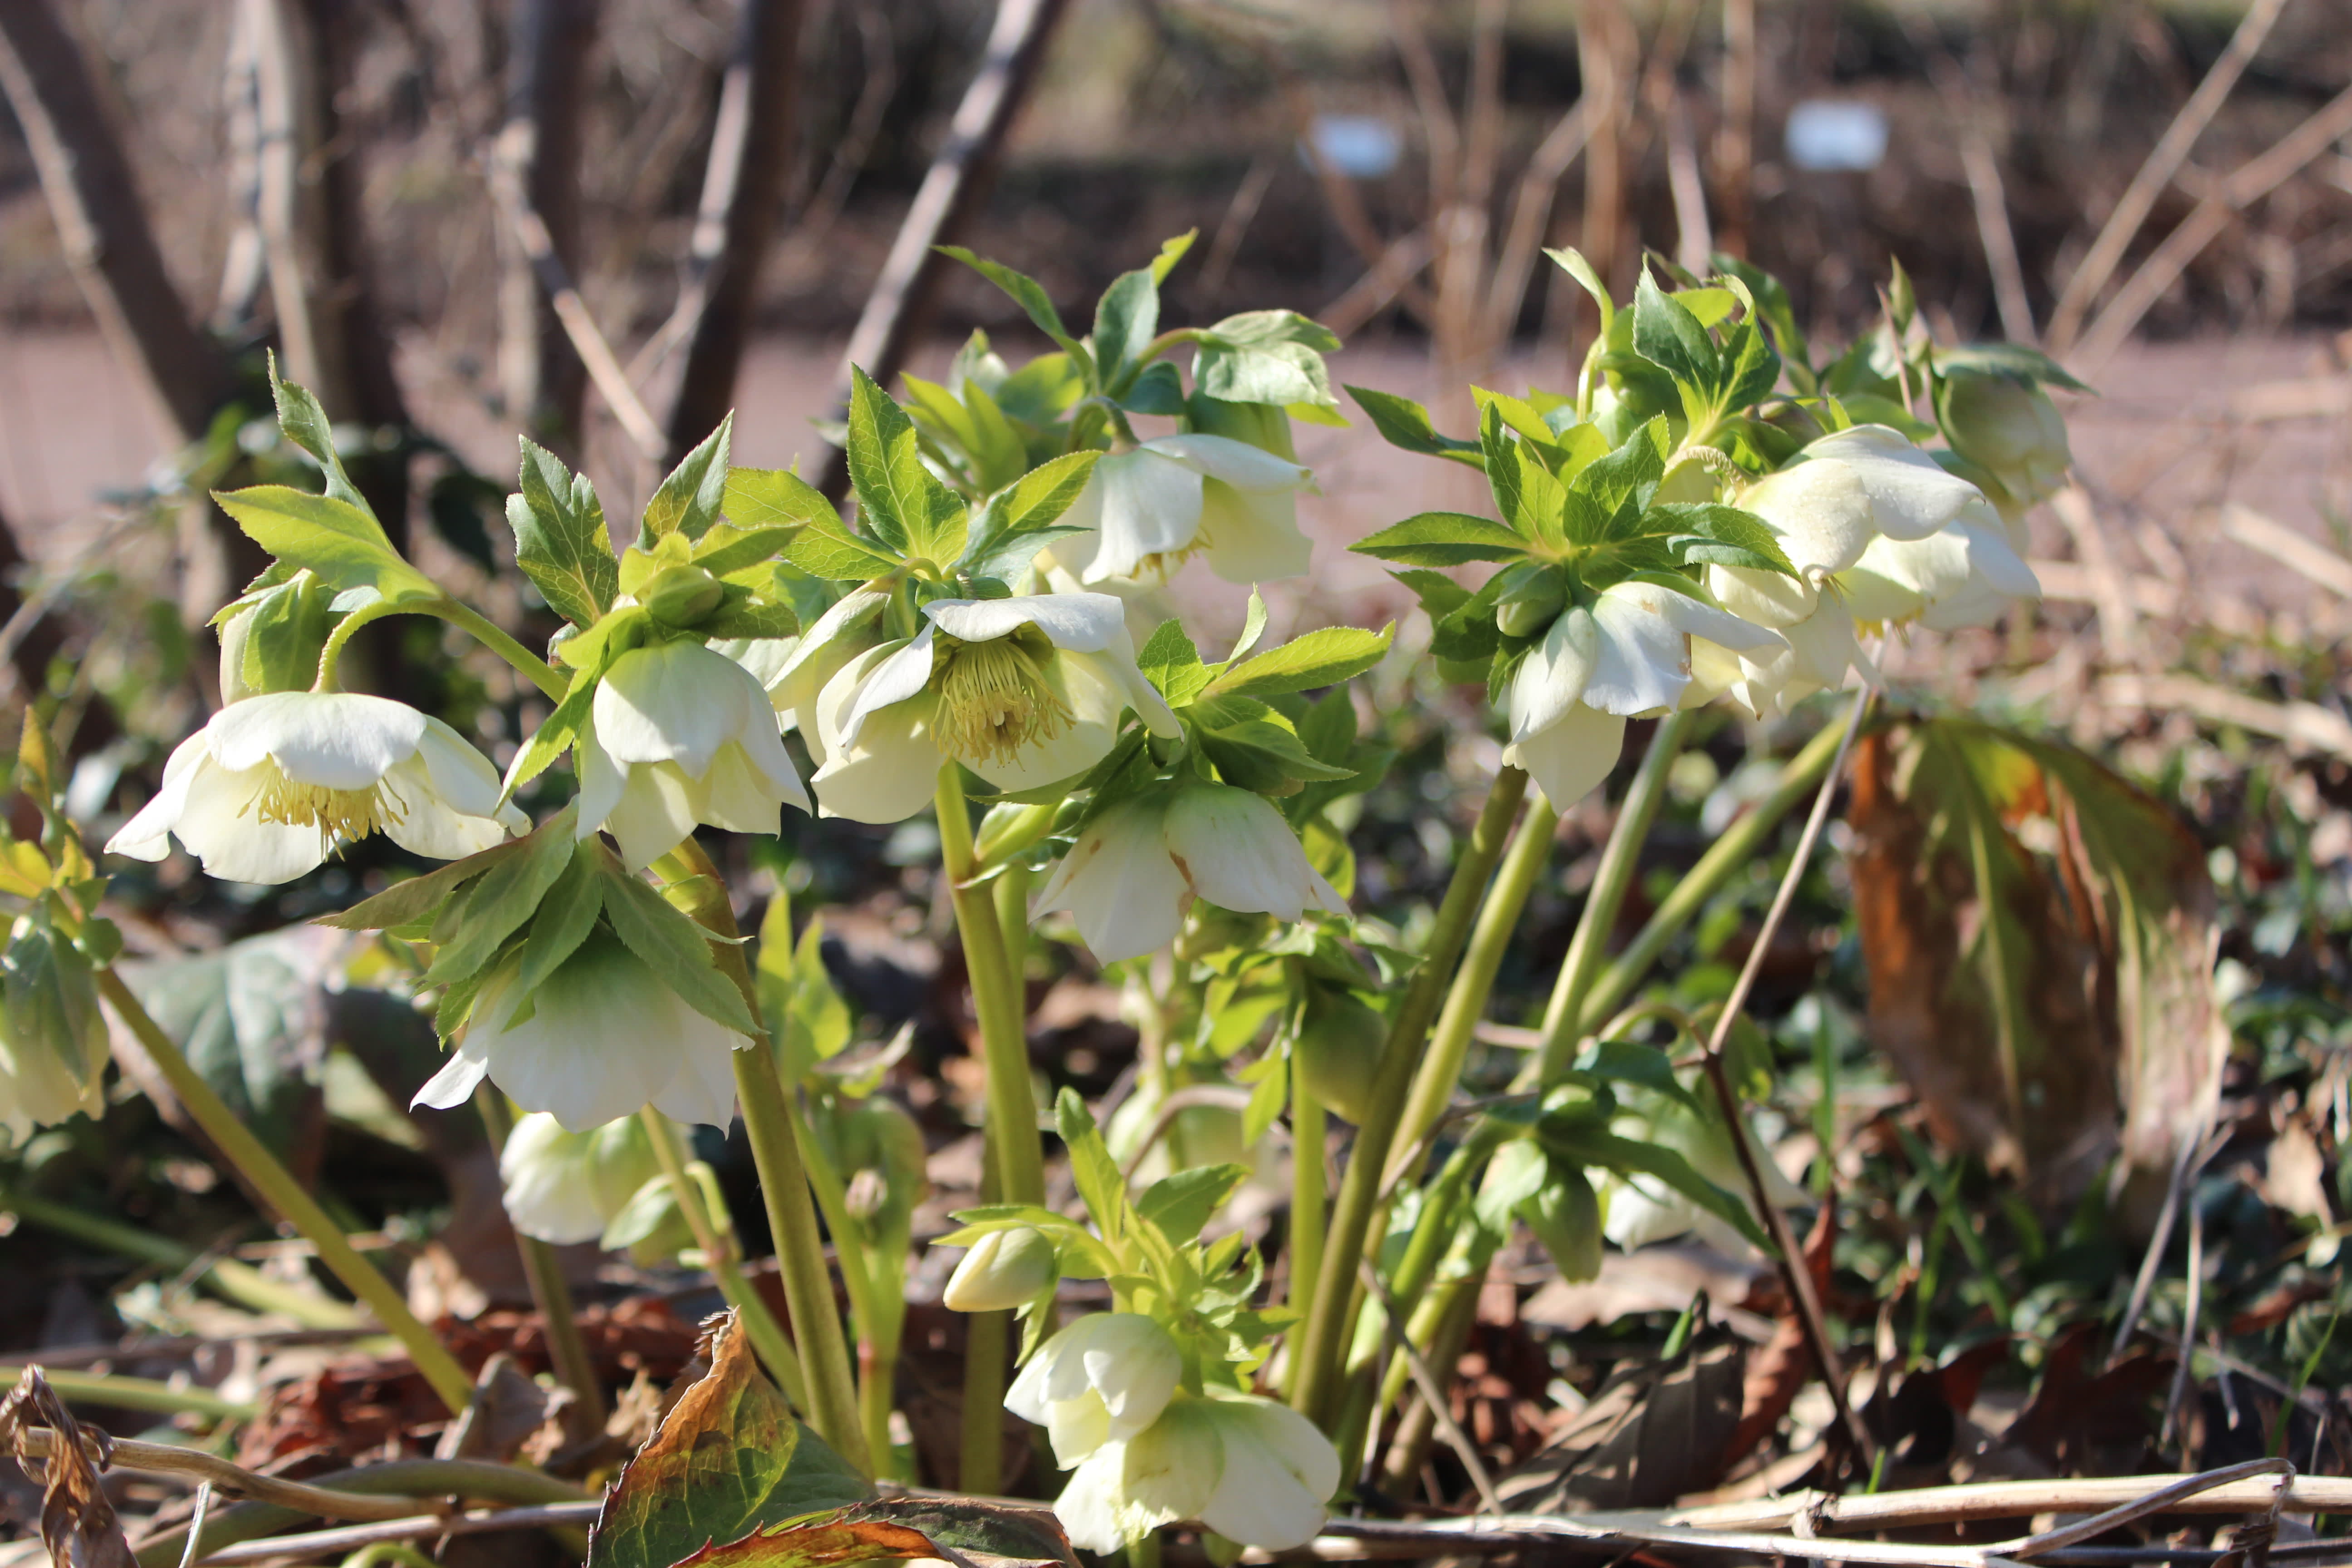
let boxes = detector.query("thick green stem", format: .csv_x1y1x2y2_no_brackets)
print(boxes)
657,843,868,1474
1290,766,1529,1430
0,1186,363,1328
935,765,1044,1207
1287,1047,1327,1328
426,601,569,701
14,1367,256,1421
793,1108,902,1474
473,1088,605,1439
1528,710,1693,1087
1567,714,1847,1046
959,1304,1009,1494
1392,792,1560,1183
96,970,474,1415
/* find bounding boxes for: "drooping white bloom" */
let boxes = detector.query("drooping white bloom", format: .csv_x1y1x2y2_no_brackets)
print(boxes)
1004,1312,1184,1466
1837,500,2040,630
726,588,894,750
0,922,109,1147
811,594,1181,825
497,1111,662,1245
1502,581,1777,808
1053,1391,1340,1554
1787,424,1987,542
576,639,812,871
1031,785,1347,962
942,1225,1059,1312
107,692,524,884
412,928,747,1132
1051,436,1314,584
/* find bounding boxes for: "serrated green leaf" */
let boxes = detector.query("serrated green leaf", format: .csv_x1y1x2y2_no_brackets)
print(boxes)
513,439,619,628
1138,618,1212,707
642,414,734,545
782,514,906,581
505,665,598,797
1207,623,1393,697
213,486,440,604
1648,503,1796,575
512,844,603,998
238,573,333,693
936,247,1091,371
962,451,1100,573
315,834,533,931
1197,338,1335,408
1055,1088,1126,1246
1544,1125,1766,1247
1930,341,2092,392
845,367,964,561
1351,512,1529,566
723,466,833,529
1632,270,1720,396
1545,246,1616,328
1227,588,1269,663
1094,268,1159,394
422,814,578,987
1716,321,1784,412
595,847,759,1035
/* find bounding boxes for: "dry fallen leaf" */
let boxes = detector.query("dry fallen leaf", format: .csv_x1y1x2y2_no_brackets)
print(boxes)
0,1368,136,1568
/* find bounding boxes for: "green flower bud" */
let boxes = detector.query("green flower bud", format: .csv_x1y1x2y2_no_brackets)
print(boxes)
1294,984,1385,1124
1522,1165,1603,1283
1493,561,1568,639
1937,373,2070,504
944,1225,1059,1312
642,564,726,628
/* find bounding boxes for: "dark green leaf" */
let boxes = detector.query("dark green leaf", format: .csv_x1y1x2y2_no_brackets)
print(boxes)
1055,1088,1127,1245
421,816,579,987
505,665,598,796
1346,385,1484,464
513,845,604,998
1542,1126,1766,1248
936,247,1091,369
1631,270,1720,397
1119,360,1186,416
1093,267,1159,393
782,514,906,581
841,1498,1075,1568
594,848,760,1035
844,367,964,561
1930,341,2092,392
1648,503,1796,575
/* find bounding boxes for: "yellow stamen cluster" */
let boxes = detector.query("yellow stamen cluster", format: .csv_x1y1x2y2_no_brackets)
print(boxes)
248,769,407,845
935,636,1071,766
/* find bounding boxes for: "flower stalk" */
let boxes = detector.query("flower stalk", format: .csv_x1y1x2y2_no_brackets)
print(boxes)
472,1086,605,1438
658,841,868,1475
934,764,1046,1207
1288,764,1529,1431
94,969,475,1415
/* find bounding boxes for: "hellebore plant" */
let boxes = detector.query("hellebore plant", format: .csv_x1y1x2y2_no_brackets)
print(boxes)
25,235,2077,1558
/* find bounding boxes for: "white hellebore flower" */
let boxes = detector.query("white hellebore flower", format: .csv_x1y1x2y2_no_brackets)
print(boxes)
1004,1312,1184,1466
1941,374,2071,505
1032,784,1346,962
812,594,1181,825
1786,424,1986,543
728,588,894,748
1052,435,1313,584
1502,582,1777,808
497,1111,661,1245
1054,1391,1341,1554
576,639,812,871
1838,499,2040,631
1600,1102,1807,1255
107,692,524,884
412,928,748,1132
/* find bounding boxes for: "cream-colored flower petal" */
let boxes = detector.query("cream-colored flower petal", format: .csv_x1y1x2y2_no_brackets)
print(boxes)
1149,432,1311,491
171,760,329,884
1054,1445,1136,1554
573,714,628,843
412,717,512,820
1736,460,1876,574
603,760,701,872
594,641,750,775
1508,606,1602,744
810,686,944,825
1199,1399,1333,1550
1799,425,1984,541
1063,642,1182,740
648,1009,746,1130
379,755,512,862
1161,786,1344,922
965,656,1120,796
1501,703,1626,808
210,691,427,790
475,936,678,1131
411,1041,492,1112
1062,448,1205,582
1031,799,1188,963
926,592,1129,655
105,731,208,861
1197,480,1312,583
1706,564,1818,630
838,632,939,749
499,1114,610,1244
686,744,789,836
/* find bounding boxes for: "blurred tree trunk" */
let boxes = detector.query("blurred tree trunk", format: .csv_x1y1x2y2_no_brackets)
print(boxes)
664,0,806,468
0,0,236,443
247,0,412,547
497,0,598,464
816,0,1072,500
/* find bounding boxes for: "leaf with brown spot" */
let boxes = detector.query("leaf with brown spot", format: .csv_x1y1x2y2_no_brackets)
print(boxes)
672,1517,937,1568
0,1368,136,1568
843,1498,1078,1568
588,1312,874,1568
1849,719,2227,1209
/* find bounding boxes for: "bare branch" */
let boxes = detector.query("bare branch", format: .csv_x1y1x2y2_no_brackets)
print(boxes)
497,0,599,459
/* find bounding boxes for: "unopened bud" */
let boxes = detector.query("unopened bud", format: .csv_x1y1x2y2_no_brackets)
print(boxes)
642,564,726,628
1522,1165,1603,1283
1938,374,2069,504
1493,562,1568,639
944,1225,1058,1312
1294,985,1385,1125
845,1166,890,1223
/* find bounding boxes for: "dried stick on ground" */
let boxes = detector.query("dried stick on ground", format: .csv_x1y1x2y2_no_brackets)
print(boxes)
2046,0,2293,350
2075,81,2352,368
664,0,806,468
815,0,1073,500
1711,0,1756,258
496,0,599,461
0,0,236,442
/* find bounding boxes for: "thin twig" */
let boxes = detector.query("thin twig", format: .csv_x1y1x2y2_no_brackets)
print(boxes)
175,1484,214,1568
190,1502,601,1565
2163,1192,2207,1455
2047,0,2293,349
482,137,667,462
2111,1118,2225,1369
1355,1260,1502,1515
1695,686,1877,1469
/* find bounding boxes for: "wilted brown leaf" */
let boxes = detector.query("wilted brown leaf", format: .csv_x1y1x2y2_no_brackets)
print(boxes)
0,1368,136,1568
1849,719,2228,1207
1495,1334,1746,1511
